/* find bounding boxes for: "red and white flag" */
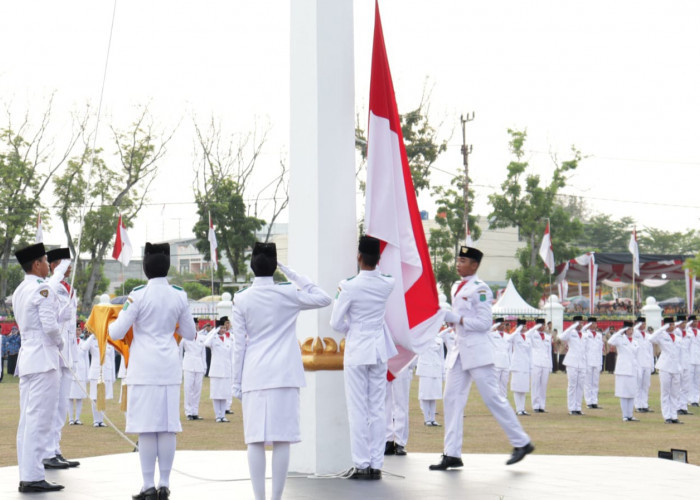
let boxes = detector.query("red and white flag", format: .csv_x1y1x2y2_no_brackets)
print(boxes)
208,212,218,271
628,227,640,277
538,221,555,274
365,1,444,378
112,214,133,266
35,213,43,243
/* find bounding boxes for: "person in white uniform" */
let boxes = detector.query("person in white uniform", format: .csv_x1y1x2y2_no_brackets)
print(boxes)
69,325,89,425
687,315,700,407
43,247,81,469
181,319,209,420
330,236,397,480
649,317,683,424
608,321,640,421
430,246,533,471
13,243,65,493
385,359,414,455
582,317,604,409
558,316,587,415
490,318,511,399
204,316,233,422
81,331,115,427
109,242,196,500
675,315,693,415
633,316,655,413
232,242,331,500
417,328,447,426
505,318,532,416
528,318,552,413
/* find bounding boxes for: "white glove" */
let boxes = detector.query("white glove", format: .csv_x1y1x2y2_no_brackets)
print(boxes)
56,337,65,351
444,311,460,324
232,385,242,400
277,262,312,289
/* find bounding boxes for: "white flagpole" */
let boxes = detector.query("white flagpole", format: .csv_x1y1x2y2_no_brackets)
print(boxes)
631,226,636,316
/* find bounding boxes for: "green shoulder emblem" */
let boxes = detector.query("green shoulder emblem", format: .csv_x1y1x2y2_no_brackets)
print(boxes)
171,285,183,291
346,275,356,281
277,281,292,285
234,286,249,294
122,301,129,311
133,285,145,291
381,273,392,278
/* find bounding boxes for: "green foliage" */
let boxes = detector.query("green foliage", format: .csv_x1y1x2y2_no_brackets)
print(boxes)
638,228,700,255
1,264,24,298
685,256,700,277
182,281,211,300
576,215,636,253
122,278,147,293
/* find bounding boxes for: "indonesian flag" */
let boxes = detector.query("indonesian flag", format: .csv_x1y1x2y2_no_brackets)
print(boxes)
538,221,555,274
112,214,133,266
628,227,640,277
365,1,444,378
208,212,218,271
35,213,43,243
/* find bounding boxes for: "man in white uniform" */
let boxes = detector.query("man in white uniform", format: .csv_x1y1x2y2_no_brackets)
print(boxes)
204,316,233,422
649,317,683,424
109,242,196,500
44,247,80,469
69,325,89,425
81,331,115,426
330,236,397,480
582,317,604,409
505,319,532,416
558,316,587,415
490,318,511,399
417,328,446,426
633,316,655,413
385,359,414,455
687,315,700,407
181,319,209,420
13,243,65,492
528,318,552,413
675,315,693,415
430,246,533,471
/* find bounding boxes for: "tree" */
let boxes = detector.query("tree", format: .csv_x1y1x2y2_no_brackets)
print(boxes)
122,278,147,293
638,228,700,255
576,215,636,253
182,281,211,301
487,129,584,305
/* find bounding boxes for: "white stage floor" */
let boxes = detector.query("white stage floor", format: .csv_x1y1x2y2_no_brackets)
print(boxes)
1,450,699,499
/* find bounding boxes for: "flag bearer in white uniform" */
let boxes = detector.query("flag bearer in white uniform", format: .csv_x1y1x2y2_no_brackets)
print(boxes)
417,328,446,426
528,318,553,413
385,359,414,455
43,248,80,469
687,315,700,407
204,316,233,422
505,319,532,416
582,317,604,409
674,315,693,415
181,319,209,420
558,316,587,415
608,321,640,421
81,331,115,426
490,318,511,399
232,242,331,500
109,242,196,500
649,317,683,424
633,317,655,413
330,236,397,480
13,243,65,493
69,325,89,425
430,246,533,471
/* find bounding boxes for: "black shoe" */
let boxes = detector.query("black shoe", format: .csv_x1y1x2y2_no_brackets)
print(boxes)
186,415,194,420
678,409,693,415
665,419,674,424
384,441,396,456
56,453,80,467
74,419,83,425
394,444,407,456
587,404,594,409
691,403,700,407
158,486,170,499
43,456,69,469
506,442,535,465
191,415,203,420
516,411,530,416
370,468,382,480
225,409,233,414
672,419,684,424
592,404,602,409
645,408,654,413
18,480,65,492
132,487,158,500
429,454,463,470
348,467,373,480
623,417,640,422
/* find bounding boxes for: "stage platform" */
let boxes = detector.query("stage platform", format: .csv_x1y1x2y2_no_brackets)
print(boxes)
1,450,698,499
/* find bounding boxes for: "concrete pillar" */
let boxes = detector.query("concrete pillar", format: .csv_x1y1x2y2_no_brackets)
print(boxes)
641,297,662,331
544,295,565,336
288,0,355,474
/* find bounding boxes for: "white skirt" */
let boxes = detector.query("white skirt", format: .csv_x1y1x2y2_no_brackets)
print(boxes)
89,379,114,400
242,387,300,445
510,371,530,393
615,374,637,398
125,385,182,433
210,376,233,400
69,379,88,399
419,376,443,400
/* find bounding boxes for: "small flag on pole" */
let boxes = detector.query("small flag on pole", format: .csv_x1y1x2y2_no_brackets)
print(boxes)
628,227,640,277
538,220,555,274
208,212,218,271
112,214,133,266
35,214,43,243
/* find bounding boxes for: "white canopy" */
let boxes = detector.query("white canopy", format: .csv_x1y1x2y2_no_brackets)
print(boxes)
493,279,545,316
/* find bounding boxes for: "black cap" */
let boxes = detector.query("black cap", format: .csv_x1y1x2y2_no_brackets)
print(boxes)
676,315,687,322
636,316,645,323
143,242,170,279
15,243,46,266
689,315,697,321
216,316,229,327
358,236,381,257
587,317,597,322
535,318,545,325
458,246,483,263
516,318,527,326
663,317,674,325
494,317,504,323
572,315,583,322
47,247,71,263
623,320,633,328
251,242,277,277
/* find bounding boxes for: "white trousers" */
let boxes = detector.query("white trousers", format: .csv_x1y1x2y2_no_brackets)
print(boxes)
420,399,437,422
513,392,526,412
183,370,204,416
584,366,601,405
679,368,691,410
47,366,72,458
566,367,586,411
635,368,651,409
659,371,681,420
443,360,529,457
530,366,550,410
690,364,700,404
385,372,411,446
495,368,509,399
18,369,60,481
619,398,634,419
345,361,387,469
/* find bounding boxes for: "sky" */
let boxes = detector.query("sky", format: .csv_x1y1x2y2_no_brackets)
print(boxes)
1,0,699,257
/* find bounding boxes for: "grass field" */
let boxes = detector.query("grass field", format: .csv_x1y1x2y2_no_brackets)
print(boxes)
2,368,699,467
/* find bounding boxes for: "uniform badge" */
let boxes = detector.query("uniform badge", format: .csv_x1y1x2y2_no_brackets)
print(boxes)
335,286,342,299
479,292,487,302
122,302,129,311
39,289,49,298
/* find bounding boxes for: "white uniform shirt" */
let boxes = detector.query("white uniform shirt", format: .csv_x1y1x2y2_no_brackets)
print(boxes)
633,328,655,369
505,326,531,373
608,331,640,376
81,334,116,382
528,328,553,371
689,327,700,365
582,329,604,369
679,330,692,370
205,328,233,379
489,329,511,370
12,274,61,376
47,262,78,369
650,326,681,374
109,278,196,385
182,329,208,373
559,323,587,369
416,333,445,378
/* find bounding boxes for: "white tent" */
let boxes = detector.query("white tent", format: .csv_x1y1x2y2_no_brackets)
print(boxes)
493,279,545,316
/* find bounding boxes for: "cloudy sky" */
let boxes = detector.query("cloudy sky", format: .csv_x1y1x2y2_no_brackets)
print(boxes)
1,0,699,256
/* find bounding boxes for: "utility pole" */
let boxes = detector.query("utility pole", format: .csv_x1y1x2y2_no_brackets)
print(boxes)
460,112,475,245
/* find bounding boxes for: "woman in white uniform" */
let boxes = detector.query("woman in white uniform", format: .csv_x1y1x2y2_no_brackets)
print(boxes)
505,319,532,416
607,320,640,421
204,316,233,422
232,242,331,500
80,331,115,427
69,326,89,425
109,242,196,500
417,329,446,426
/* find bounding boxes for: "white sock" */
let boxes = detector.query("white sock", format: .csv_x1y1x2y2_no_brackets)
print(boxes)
156,432,176,488
138,433,157,491
271,442,290,500
247,443,266,500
